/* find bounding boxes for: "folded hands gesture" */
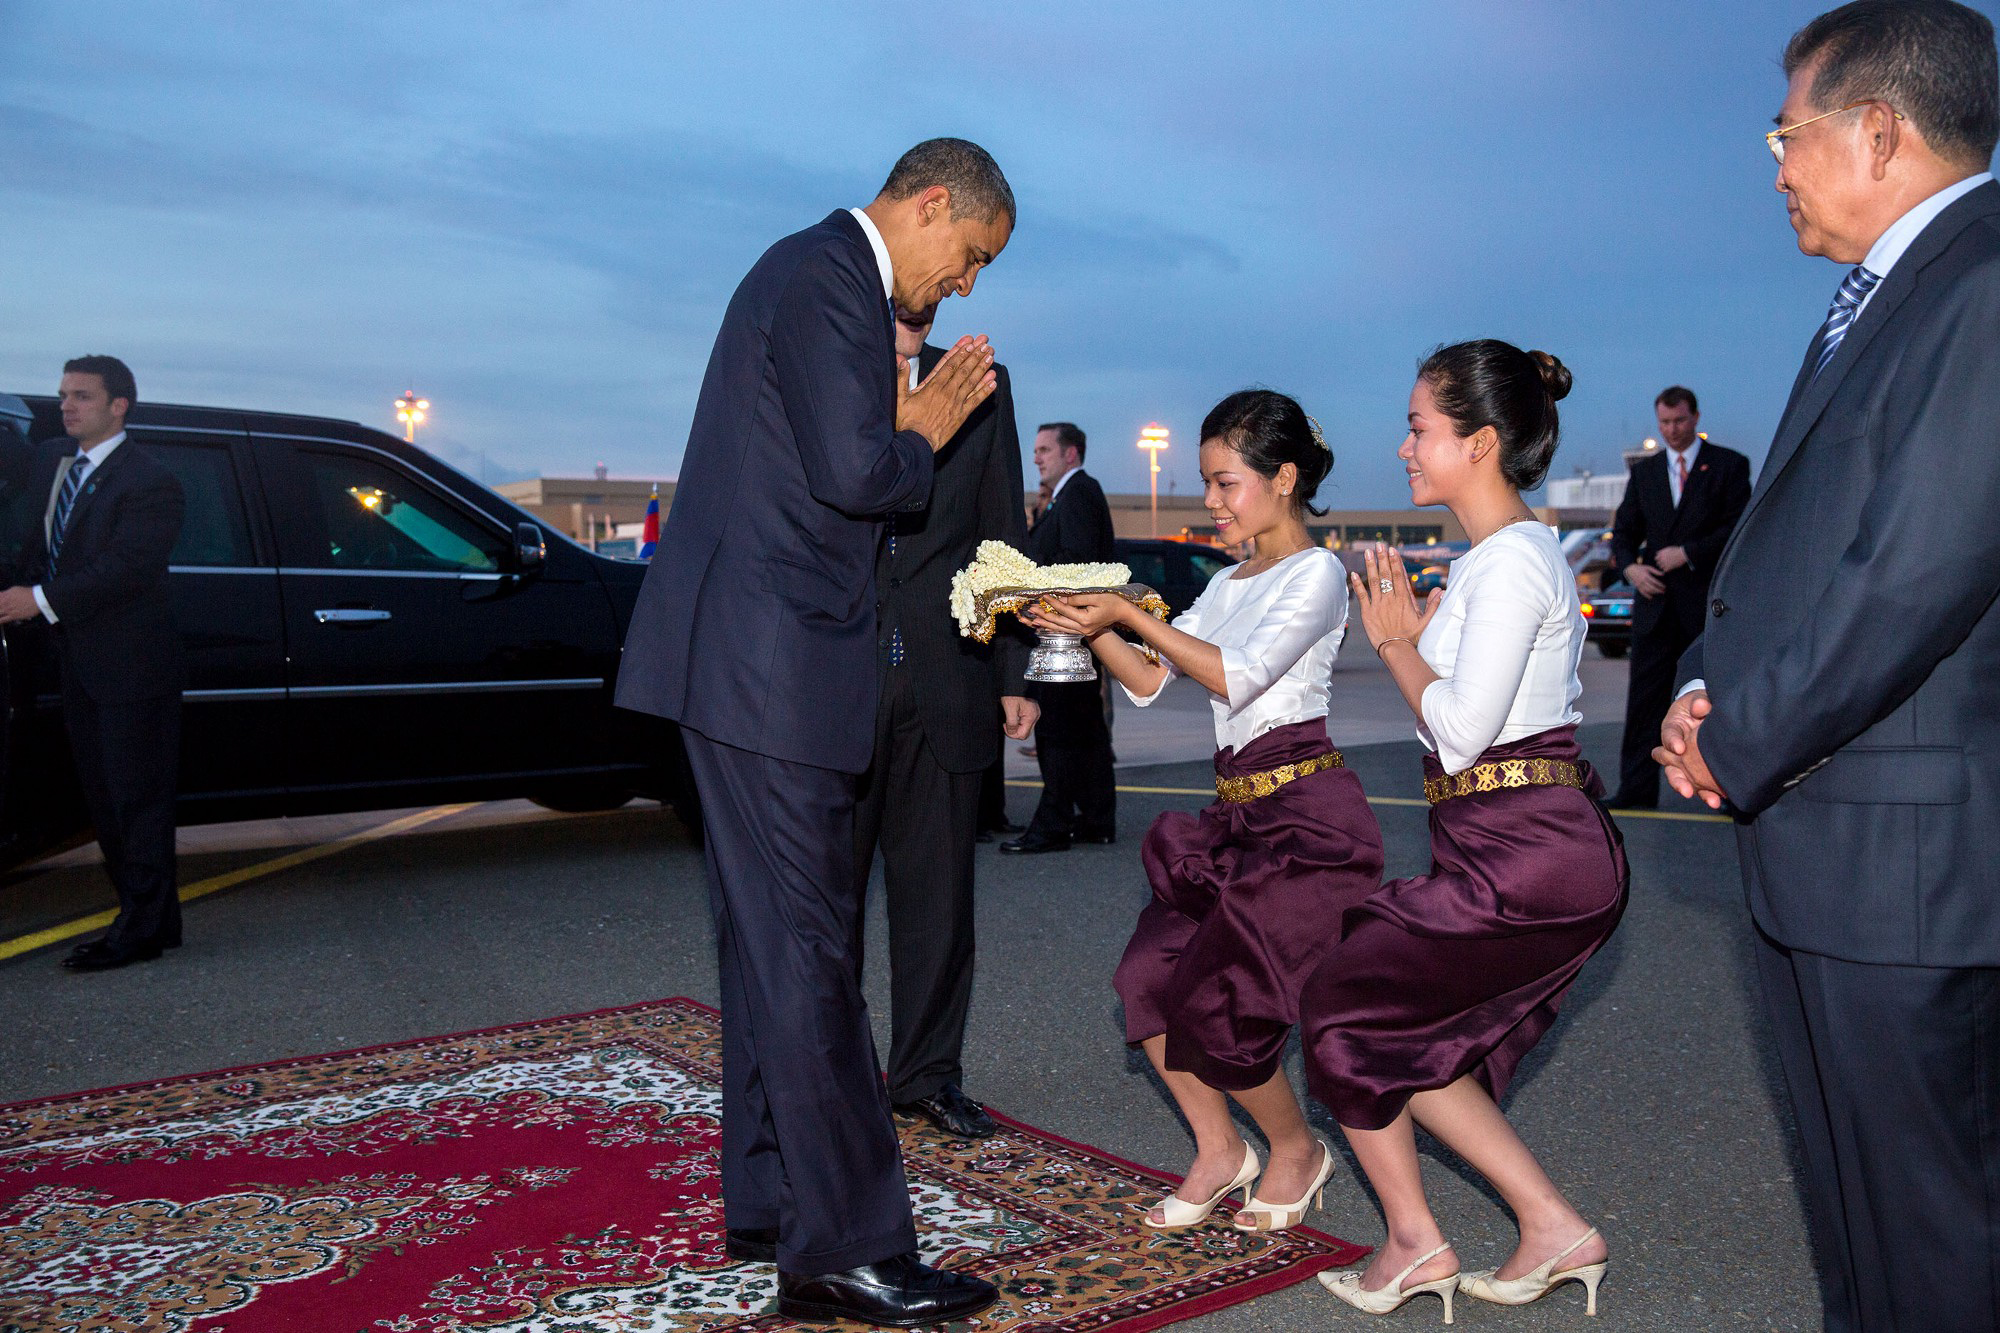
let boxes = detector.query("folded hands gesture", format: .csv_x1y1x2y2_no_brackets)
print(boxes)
1347,544,1441,653
897,335,997,451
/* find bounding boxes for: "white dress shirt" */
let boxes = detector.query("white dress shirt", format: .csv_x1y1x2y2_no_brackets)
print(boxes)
1679,171,1994,702
1666,435,1702,507
1416,522,1585,774
848,207,894,304
1124,547,1349,754
1046,464,1083,506
33,430,128,624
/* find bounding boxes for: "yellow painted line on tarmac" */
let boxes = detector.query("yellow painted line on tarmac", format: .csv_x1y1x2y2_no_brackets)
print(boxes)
1005,778,1729,822
0,802,479,962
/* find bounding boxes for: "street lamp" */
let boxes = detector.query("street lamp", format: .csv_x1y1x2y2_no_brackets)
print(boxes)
395,390,430,443
1138,423,1170,538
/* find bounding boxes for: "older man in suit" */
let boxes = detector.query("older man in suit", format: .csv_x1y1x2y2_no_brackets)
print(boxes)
855,302,1036,1141
0,356,185,973
1658,4,2000,1327
1001,423,1118,854
1606,387,1750,808
616,139,1010,1327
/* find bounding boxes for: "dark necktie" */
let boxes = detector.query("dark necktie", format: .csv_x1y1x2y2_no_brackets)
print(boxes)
1812,265,1881,381
47,455,90,575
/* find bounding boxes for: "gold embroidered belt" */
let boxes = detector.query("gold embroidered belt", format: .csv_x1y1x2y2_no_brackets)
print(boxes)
1215,751,1344,804
1424,757,1588,806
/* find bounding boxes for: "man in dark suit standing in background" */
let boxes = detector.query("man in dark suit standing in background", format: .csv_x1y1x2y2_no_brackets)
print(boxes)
856,302,1037,1141
0,356,185,972
1658,4,2000,1326
616,139,1010,1328
1002,423,1117,855
1606,386,1749,809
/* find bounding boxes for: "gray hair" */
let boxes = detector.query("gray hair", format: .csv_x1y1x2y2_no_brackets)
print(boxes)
1785,0,1998,169
879,138,1016,226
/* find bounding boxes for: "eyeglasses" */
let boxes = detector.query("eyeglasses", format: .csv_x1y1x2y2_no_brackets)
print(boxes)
1766,99,1904,163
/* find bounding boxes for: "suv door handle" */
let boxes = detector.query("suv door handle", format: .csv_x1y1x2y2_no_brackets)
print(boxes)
314,608,392,624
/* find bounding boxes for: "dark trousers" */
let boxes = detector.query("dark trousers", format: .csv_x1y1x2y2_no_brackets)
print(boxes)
1754,928,2000,1331
680,727,916,1275
852,670,982,1104
63,679,181,947
1613,608,1698,806
1025,679,1115,840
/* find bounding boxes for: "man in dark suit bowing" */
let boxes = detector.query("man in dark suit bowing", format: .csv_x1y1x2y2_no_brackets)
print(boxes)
0,355,185,972
1002,423,1118,855
615,138,1011,1328
1657,5,2000,1326
855,302,1037,1141
1605,386,1749,809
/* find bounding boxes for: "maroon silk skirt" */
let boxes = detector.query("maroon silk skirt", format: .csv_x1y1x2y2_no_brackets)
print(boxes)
1300,724,1628,1131
1115,719,1385,1091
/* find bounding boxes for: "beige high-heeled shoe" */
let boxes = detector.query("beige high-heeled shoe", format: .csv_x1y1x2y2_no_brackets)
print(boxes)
1142,1142,1259,1230
1233,1137,1336,1232
1318,1242,1459,1323
1457,1227,1607,1316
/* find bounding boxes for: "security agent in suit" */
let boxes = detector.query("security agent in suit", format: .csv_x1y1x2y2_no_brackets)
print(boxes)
1001,423,1119,854
1605,387,1750,808
1658,7,2000,1326
614,138,1010,1328
855,303,1038,1140
0,356,185,972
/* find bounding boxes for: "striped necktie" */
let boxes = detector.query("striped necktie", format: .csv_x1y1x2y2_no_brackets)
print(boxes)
1812,265,1880,381
886,515,905,667
47,455,90,575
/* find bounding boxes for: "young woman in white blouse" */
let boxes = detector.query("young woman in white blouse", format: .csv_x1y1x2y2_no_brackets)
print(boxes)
1303,342,1627,1321
1027,390,1384,1235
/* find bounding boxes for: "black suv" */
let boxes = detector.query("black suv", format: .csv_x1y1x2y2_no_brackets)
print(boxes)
1113,538,1237,619
0,394,688,869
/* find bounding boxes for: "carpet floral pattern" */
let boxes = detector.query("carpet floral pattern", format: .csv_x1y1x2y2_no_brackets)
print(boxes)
0,998,1363,1332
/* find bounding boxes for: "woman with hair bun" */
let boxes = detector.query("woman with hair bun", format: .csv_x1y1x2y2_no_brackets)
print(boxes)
1304,340,1626,1321
1026,389,1383,1235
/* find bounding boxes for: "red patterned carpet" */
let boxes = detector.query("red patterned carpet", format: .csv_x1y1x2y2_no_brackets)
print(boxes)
0,998,1364,1331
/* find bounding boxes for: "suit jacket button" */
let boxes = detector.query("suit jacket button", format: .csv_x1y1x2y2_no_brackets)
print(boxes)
1711,598,1728,618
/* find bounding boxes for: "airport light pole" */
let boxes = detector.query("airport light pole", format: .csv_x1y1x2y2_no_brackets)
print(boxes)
1139,423,1169,537
395,390,430,443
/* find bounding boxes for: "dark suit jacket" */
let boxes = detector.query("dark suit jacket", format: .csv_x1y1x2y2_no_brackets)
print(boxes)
1678,179,2000,967
22,437,185,703
1026,468,1115,566
615,210,934,773
877,344,1030,773
1609,442,1751,638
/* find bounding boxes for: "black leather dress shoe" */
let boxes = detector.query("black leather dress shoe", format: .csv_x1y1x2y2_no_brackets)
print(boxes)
893,1083,998,1139
778,1252,998,1327
725,1225,778,1263
62,939,164,972
998,832,1069,855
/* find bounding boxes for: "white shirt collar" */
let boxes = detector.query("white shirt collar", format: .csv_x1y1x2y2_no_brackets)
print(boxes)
1666,435,1701,468
1048,464,1083,502
1861,172,1993,284
75,430,126,469
847,208,894,304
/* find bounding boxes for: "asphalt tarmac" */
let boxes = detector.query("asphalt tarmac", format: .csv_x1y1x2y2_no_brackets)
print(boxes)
0,718,1817,1332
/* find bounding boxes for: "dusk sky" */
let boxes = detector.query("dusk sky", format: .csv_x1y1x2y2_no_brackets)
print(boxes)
7,1,1988,506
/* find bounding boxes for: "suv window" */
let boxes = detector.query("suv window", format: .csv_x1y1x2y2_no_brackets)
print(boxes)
1186,549,1232,583
305,451,501,572
1121,548,1169,591
148,441,257,567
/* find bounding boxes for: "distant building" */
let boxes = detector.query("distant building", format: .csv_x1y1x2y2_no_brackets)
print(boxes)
497,477,674,546
1546,472,1630,510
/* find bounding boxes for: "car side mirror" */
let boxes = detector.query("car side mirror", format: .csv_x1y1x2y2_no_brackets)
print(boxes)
513,522,547,573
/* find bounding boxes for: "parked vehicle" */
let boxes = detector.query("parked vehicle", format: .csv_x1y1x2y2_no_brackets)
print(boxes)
1580,580,1634,658
1113,538,1238,619
0,394,692,870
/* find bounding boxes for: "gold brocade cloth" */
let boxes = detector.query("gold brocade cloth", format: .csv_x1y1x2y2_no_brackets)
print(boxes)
1423,757,1588,806
1215,751,1346,804
964,584,1170,644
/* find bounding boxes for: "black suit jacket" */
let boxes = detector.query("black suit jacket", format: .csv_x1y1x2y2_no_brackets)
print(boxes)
1678,179,2000,967
1026,468,1115,566
876,345,1030,773
1608,442,1751,638
22,437,185,703
616,210,935,773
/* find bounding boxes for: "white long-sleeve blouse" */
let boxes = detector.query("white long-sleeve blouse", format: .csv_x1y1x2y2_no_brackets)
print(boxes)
1415,522,1585,773
1124,547,1348,753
